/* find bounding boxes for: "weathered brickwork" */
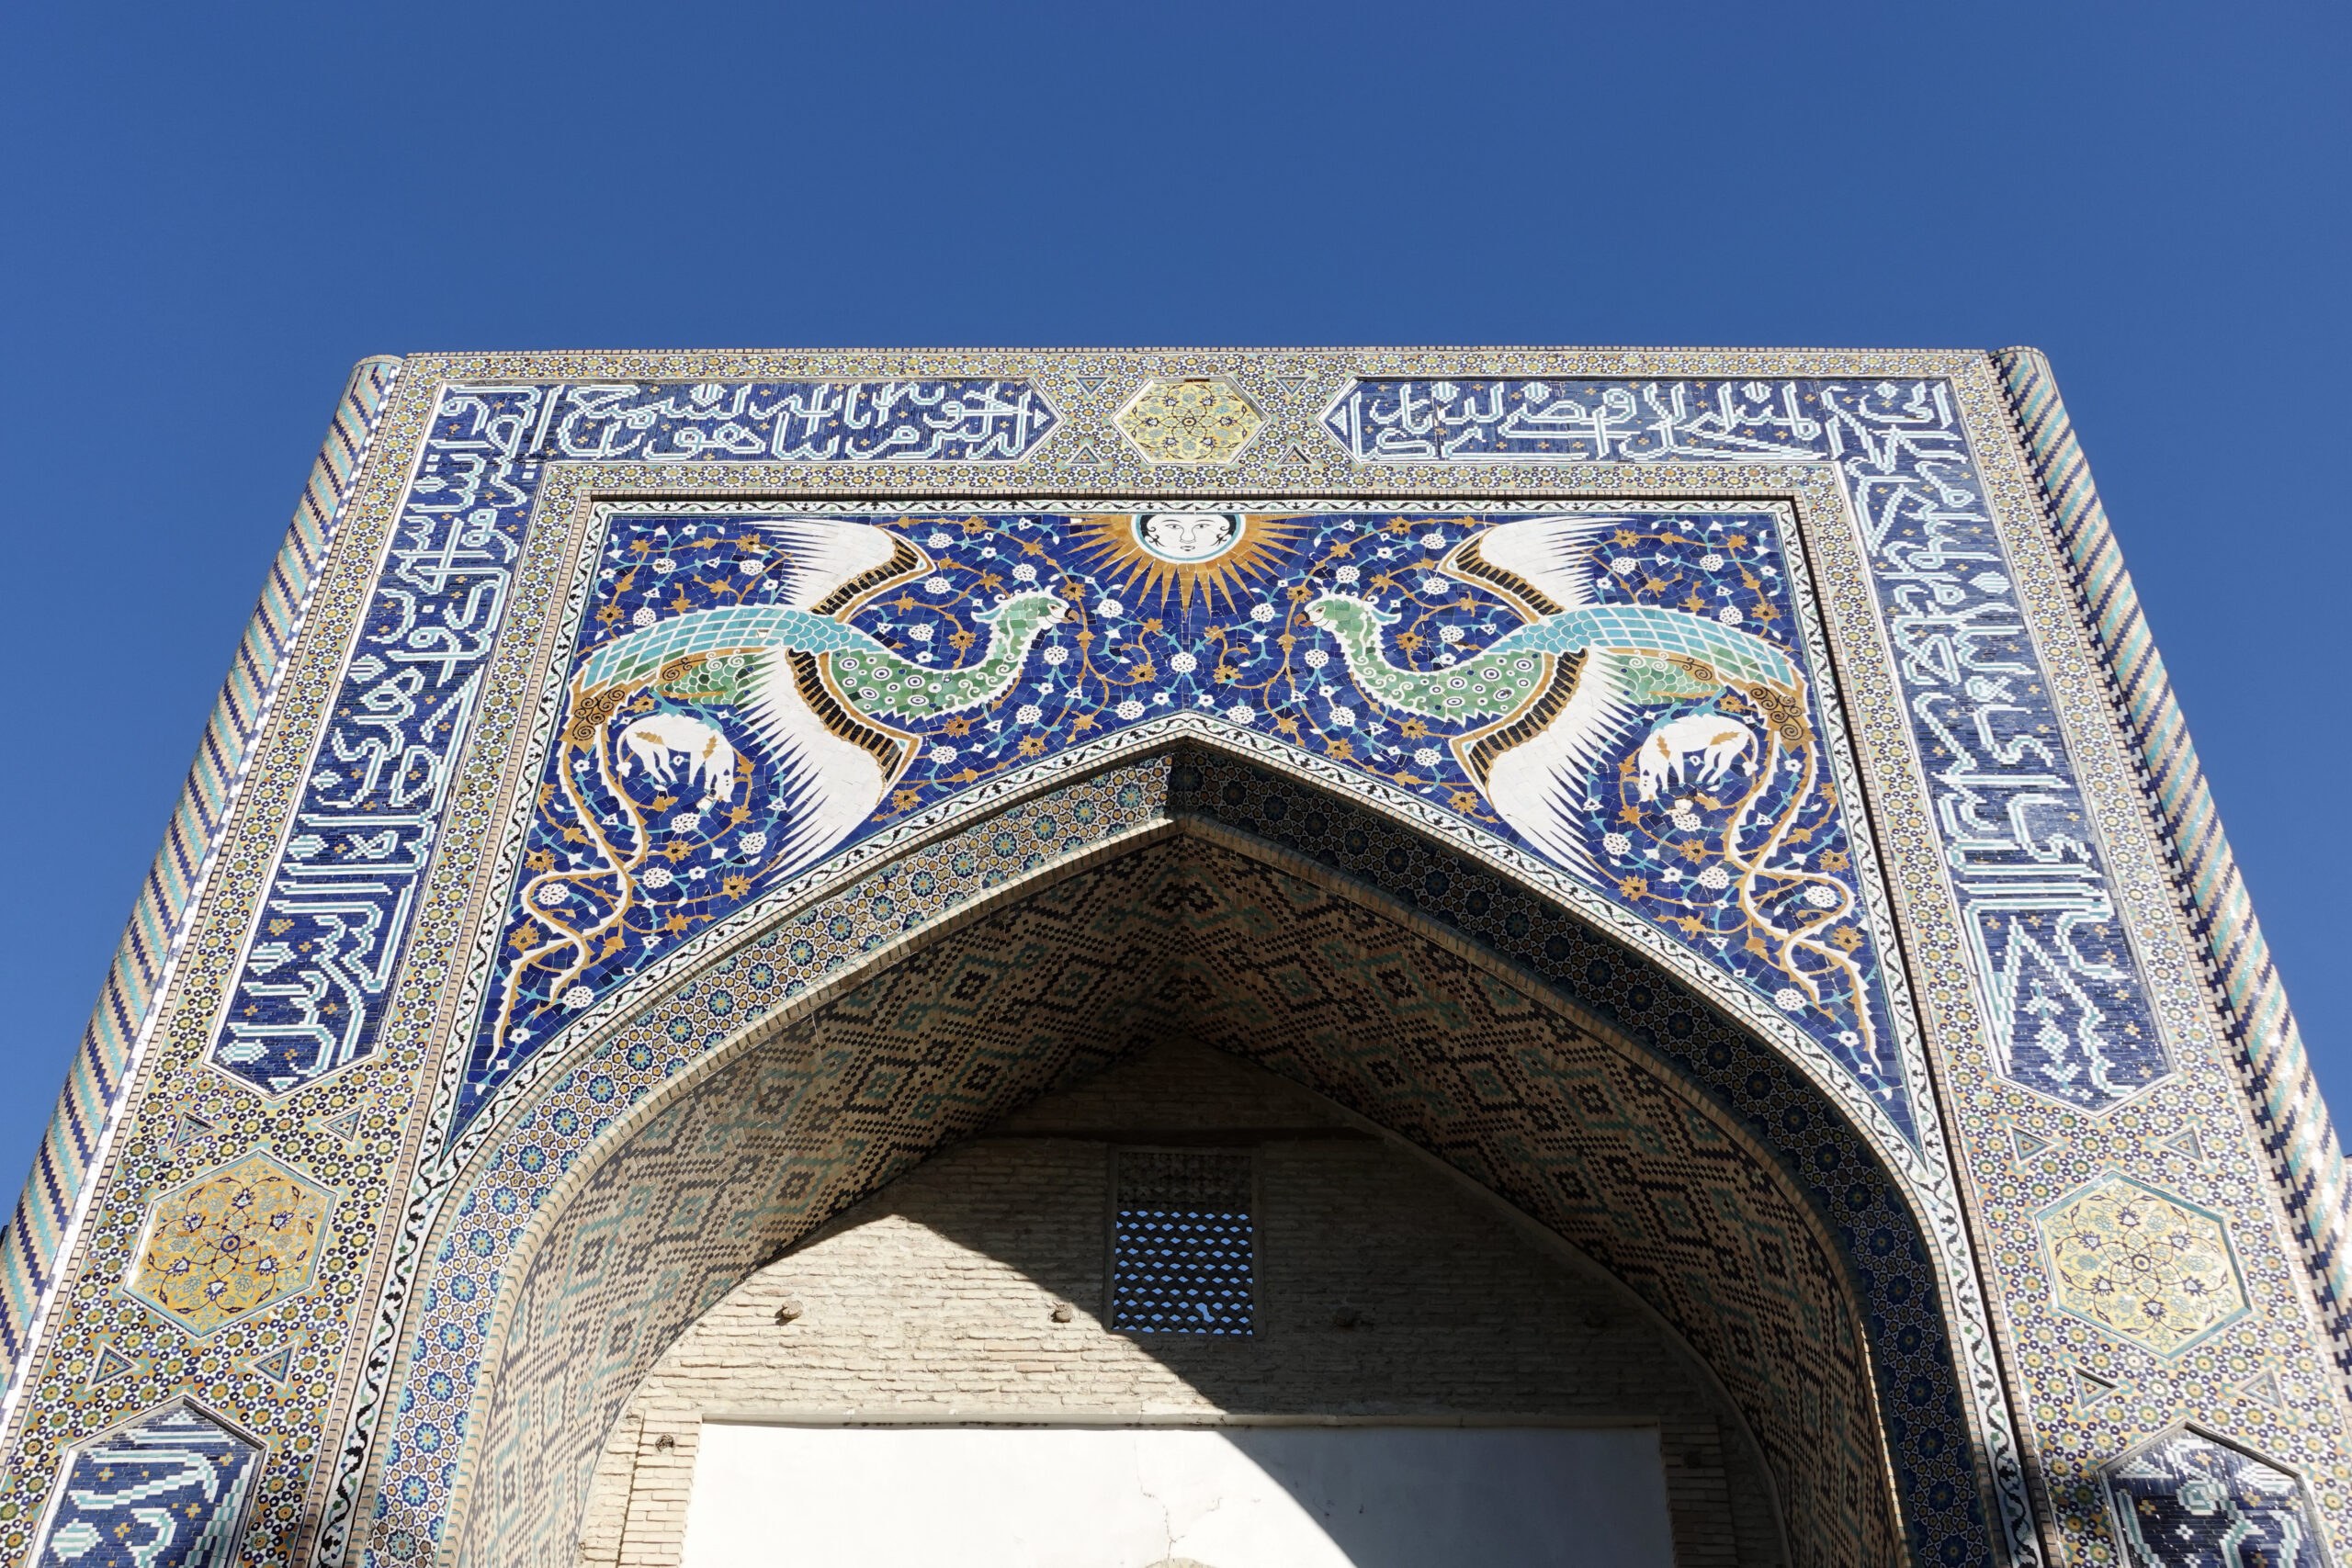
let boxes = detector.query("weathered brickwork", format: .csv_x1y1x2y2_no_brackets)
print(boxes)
579,1043,1782,1568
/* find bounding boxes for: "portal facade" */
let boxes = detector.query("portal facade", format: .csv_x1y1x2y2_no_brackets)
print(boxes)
0,348,2341,1568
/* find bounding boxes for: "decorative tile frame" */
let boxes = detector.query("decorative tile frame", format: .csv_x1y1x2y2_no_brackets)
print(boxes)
0,348,2340,1568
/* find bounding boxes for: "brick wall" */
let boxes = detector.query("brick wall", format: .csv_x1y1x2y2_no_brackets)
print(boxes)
576,1043,1784,1568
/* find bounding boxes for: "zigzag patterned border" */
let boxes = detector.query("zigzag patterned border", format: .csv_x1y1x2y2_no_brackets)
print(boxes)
1995,346,2352,1366
0,356,403,1392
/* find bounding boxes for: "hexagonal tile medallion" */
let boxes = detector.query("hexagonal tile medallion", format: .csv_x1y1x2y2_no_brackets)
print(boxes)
1115,378,1262,463
2037,1174,2246,1356
128,1151,331,1336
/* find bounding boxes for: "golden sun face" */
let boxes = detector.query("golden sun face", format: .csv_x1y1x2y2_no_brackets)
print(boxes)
1069,513,1306,611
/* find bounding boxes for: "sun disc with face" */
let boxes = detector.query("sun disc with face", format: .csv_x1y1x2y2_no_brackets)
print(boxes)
1070,513,1306,610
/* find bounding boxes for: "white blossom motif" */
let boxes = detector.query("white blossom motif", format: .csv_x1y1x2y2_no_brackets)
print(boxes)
924,576,951,594
640,866,674,889
560,986,594,1011
1602,832,1631,856
739,831,767,855
1775,988,1806,1012
1305,649,1329,668
669,813,701,834
1042,647,1069,665
1698,865,1731,890
1717,606,1743,624
1805,884,1842,908
1169,651,1198,672
1015,705,1043,724
1328,705,1356,728
1414,747,1441,766
1097,597,1125,617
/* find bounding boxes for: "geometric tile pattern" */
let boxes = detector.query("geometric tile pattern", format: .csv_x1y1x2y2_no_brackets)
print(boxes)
2040,1176,2248,1358
1327,376,2167,1113
0,355,395,1370
1998,347,2351,1370
126,1153,332,1338
2101,1427,2325,1568
1116,378,1262,463
28,1400,265,1568
438,835,1909,1568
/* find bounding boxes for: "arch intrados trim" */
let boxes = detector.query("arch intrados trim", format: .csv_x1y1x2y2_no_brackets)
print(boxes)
446,726,1924,1184
413,810,1935,1568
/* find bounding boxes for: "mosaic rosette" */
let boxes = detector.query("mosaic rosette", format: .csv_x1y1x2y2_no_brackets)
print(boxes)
2039,1175,2249,1357
127,1153,332,1338
1116,378,1262,462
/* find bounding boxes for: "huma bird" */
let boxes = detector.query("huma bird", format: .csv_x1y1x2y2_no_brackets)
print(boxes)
571,520,1068,873
1306,516,1812,875
489,520,1066,1058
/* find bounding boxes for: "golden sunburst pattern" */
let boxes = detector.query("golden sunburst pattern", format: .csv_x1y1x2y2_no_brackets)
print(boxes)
1069,512,1307,610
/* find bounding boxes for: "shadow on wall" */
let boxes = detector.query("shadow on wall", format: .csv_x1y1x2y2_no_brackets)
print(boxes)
584,1040,1786,1568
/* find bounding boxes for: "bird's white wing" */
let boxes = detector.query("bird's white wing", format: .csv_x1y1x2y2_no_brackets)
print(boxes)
746,519,922,613
1446,516,1637,615
740,649,906,876
1470,649,1640,880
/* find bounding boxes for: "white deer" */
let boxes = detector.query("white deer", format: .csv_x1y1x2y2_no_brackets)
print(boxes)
1635,714,1756,802
616,712,740,801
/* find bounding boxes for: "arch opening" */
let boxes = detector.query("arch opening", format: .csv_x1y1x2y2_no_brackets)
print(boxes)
403,796,1984,1568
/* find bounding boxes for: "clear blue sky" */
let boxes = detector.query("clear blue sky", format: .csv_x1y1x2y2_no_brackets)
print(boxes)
3,3,2345,1196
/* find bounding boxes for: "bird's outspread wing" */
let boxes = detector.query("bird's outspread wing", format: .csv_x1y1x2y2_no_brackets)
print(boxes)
747,518,922,614
1469,647,1643,878
1443,516,1634,616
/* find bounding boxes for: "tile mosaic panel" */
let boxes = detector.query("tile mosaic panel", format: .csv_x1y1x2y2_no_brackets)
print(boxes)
1115,378,1262,463
2101,1428,2326,1568
448,502,1915,1144
2039,1176,2249,1359
28,1401,264,1568
207,378,1058,1097
1327,378,2167,1111
126,1155,332,1339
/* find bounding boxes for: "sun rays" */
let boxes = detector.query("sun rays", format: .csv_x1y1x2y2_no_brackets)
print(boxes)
1069,512,1307,611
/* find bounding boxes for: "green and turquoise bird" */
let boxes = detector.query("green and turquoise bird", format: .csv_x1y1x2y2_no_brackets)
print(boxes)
1307,516,1810,874
572,518,1067,875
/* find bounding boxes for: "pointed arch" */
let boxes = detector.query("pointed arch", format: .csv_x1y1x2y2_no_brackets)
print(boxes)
356,747,2000,1568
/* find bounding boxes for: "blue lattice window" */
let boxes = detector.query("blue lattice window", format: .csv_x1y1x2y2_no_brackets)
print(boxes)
1111,1148,1255,1335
